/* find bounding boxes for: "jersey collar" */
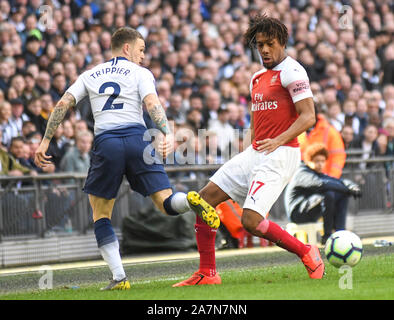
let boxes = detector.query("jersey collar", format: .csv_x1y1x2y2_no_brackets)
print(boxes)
108,56,129,65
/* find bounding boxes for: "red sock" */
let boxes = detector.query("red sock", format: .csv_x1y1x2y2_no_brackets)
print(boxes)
195,215,217,276
256,219,309,258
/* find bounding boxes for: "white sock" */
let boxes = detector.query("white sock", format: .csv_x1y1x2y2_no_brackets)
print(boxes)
99,240,126,281
170,192,191,213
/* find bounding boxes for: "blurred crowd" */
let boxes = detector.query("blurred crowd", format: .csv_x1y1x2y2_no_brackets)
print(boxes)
0,0,393,178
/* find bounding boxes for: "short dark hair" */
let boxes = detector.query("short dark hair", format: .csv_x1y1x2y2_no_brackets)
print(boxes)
27,97,40,105
190,92,203,100
10,136,26,146
111,27,144,51
244,13,288,48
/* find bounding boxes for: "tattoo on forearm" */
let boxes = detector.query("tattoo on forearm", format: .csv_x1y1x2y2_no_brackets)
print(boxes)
44,93,75,141
148,104,171,135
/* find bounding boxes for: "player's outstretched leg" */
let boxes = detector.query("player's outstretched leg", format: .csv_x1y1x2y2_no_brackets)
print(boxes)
186,191,220,229
172,183,228,287
243,210,325,279
172,215,221,287
158,190,220,229
161,190,220,229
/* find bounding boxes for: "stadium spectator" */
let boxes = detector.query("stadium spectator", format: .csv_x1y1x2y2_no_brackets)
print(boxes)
39,93,54,126
186,108,204,134
49,73,67,103
0,132,33,177
47,123,70,170
382,117,394,172
62,119,75,146
0,61,11,92
339,99,360,136
226,102,244,130
326,102,344,132
368,111,383,130
341,124,358,150
21,120,36,139
0,0,391,233
202,89,221,128
60,130,93,173
8,136,37,175
24,34,41,66
355,98,369,135
299,111,346,179
21,72,40,104
9,73,25,98
35,71,52,95
207,104,235,157
382,42,394,86
9,98,29,135
6,85,18,101
24,97,46,135
165,92,186,125
352,124,383,170
176,81,193,111
361,56,380,91
0,100,18,147
74,119,89,133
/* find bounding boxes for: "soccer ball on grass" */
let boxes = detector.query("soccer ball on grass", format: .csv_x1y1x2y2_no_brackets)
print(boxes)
324,230,363,268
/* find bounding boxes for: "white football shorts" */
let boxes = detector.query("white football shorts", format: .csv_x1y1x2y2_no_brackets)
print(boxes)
210,145,301,218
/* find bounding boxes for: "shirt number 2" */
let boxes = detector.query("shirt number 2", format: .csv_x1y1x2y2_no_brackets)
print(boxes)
99,82,124,111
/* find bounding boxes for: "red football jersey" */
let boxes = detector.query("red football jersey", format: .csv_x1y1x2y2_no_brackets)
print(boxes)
250,56,313,149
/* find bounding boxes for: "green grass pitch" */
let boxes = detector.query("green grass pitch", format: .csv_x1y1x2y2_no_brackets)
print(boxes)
1,244,393,300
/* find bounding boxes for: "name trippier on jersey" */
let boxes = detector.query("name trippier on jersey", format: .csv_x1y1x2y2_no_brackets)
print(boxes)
89,66,130,79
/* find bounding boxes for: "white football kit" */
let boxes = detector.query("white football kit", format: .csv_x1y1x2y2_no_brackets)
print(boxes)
65,57,171,200
66,57,157,136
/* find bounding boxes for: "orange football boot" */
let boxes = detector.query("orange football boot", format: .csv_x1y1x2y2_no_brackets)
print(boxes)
301,244,325,279
172,271,222,287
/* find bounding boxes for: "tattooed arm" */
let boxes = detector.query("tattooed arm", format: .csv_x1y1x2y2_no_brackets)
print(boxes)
144,93,171,135
34,92,76,168
144,93,173,158
43,93,76,141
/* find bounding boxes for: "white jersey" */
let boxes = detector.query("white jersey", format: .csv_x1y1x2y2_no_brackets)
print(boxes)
66,57,157,135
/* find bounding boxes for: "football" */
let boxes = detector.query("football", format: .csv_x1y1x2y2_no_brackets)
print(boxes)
324,230,363,268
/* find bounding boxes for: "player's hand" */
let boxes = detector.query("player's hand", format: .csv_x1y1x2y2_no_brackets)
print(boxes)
34,140,52,168
255,138,281,155
158,134,174,159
